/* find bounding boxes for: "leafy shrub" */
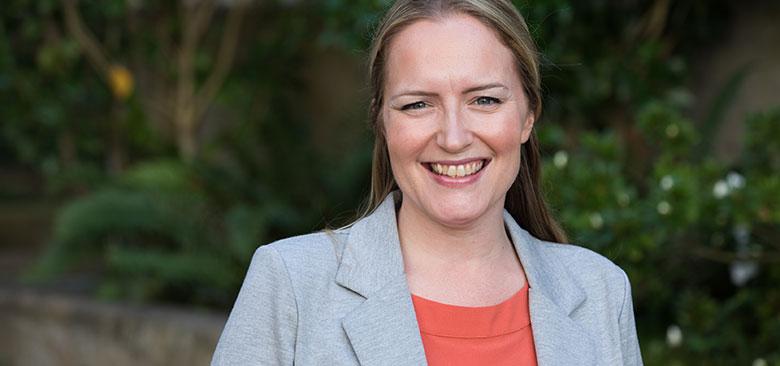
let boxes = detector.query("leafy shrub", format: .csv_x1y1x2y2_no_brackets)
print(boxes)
540,107,780,364
27,160,238,305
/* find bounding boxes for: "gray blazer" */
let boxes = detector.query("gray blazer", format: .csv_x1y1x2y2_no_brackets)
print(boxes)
212,191,643,365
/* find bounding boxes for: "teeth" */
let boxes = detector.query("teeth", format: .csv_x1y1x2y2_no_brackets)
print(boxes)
447,165,457,176
430,160,485,178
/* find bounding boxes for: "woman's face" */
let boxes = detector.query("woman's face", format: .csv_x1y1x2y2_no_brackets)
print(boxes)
382,13,535,228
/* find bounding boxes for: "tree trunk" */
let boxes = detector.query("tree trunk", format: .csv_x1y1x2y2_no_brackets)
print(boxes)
58,128,77,170
107,102,126,175
175,106,198,162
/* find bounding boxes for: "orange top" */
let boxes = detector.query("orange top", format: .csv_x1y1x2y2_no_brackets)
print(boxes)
411,281,538,366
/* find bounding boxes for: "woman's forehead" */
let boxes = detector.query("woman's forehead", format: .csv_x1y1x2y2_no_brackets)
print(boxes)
384,14,519,92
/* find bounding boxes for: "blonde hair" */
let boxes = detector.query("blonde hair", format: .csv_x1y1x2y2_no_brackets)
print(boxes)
351,0,567,243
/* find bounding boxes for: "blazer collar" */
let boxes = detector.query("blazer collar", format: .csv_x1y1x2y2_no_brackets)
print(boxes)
503,209,599,365
335,190,406,299
337,191,428,365
336,191,598,365
502,209,587,315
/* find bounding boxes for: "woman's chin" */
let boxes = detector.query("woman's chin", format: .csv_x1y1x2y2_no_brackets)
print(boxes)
429,204,488,228
400,190,498,229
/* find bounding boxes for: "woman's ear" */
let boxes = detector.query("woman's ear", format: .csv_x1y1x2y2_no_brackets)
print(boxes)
520,113,536,144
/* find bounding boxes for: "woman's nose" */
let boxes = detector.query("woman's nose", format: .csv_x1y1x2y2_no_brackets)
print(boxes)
436,108,473,152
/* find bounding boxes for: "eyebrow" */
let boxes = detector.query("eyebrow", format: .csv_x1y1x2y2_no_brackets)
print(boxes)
463,83,508,94
389,83,509,101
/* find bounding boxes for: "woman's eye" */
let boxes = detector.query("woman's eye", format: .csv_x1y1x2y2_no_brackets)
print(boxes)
475,96,501,106
401,101,427,111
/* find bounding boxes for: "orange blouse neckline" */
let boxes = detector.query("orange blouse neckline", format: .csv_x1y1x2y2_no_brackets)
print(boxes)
410,281,531,338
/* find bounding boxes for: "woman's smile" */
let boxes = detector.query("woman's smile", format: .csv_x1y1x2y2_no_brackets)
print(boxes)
421,158,492,188
425,158,488,177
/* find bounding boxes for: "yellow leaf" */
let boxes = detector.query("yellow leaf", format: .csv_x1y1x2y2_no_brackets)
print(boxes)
108,65,134,100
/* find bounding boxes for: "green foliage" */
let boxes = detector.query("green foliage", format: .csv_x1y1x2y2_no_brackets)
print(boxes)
743,108,780,174
539,106,780,364
699,63,752,155
317,0,391,49
27,160,242,306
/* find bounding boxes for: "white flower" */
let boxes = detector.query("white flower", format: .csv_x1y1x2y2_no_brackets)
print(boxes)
713,180,729,199
665,124,680,138
729,260,758,287
666,325,683,347
553,151,568,169
660,175,675,191
589,213,604,229
726,172,745,190
617,192,630,207
657,201,672,215
753,358,767,366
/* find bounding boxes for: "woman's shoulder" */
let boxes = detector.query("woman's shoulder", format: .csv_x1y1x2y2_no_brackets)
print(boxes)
262,228,348,256
532,239,640,362
247,228,350,281
539,240,624,270
534,239,631,292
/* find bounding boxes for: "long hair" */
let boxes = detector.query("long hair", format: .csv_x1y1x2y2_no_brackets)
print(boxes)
354,0,567,243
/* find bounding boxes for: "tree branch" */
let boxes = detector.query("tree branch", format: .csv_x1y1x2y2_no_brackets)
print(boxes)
691,246,780,264
180,0,215,64
193,1,248,121
62,0,110,78
190,0,217,44
176,0,211,131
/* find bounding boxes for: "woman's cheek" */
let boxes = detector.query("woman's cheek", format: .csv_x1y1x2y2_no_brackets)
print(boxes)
480,113,524,151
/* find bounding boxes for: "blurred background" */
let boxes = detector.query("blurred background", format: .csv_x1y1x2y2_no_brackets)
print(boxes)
0,0,778,365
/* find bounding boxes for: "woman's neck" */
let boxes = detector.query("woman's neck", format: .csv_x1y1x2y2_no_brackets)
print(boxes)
396,196,526,305
396,198,513,272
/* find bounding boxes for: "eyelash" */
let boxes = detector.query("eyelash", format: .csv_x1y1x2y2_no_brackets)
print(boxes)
400,97,502,111
401,101,427,111
474,96,502,106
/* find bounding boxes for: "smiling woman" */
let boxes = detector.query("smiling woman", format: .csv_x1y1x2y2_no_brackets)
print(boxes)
211,1,643,365
383,13,534,234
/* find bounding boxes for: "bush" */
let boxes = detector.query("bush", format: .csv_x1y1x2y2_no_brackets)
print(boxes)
541,107,780,364
28,160,240,305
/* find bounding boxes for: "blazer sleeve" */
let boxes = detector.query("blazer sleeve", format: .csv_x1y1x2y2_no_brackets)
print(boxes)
211,245,298,365
618,268,644,365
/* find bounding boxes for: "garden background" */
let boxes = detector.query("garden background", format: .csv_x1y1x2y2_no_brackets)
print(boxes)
1,0,778,365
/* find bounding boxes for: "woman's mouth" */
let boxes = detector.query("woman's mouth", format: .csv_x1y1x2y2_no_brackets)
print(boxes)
424,159,490,178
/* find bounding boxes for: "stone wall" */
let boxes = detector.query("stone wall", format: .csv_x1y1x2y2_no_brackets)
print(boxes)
0,288,226,366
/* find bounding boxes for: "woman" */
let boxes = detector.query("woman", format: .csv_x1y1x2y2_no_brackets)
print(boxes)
212,0,643,365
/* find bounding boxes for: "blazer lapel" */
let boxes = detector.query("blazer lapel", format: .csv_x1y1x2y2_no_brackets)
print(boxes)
336,191,428,366
527,290,599,365
504,210,600,365
341,277,428,366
